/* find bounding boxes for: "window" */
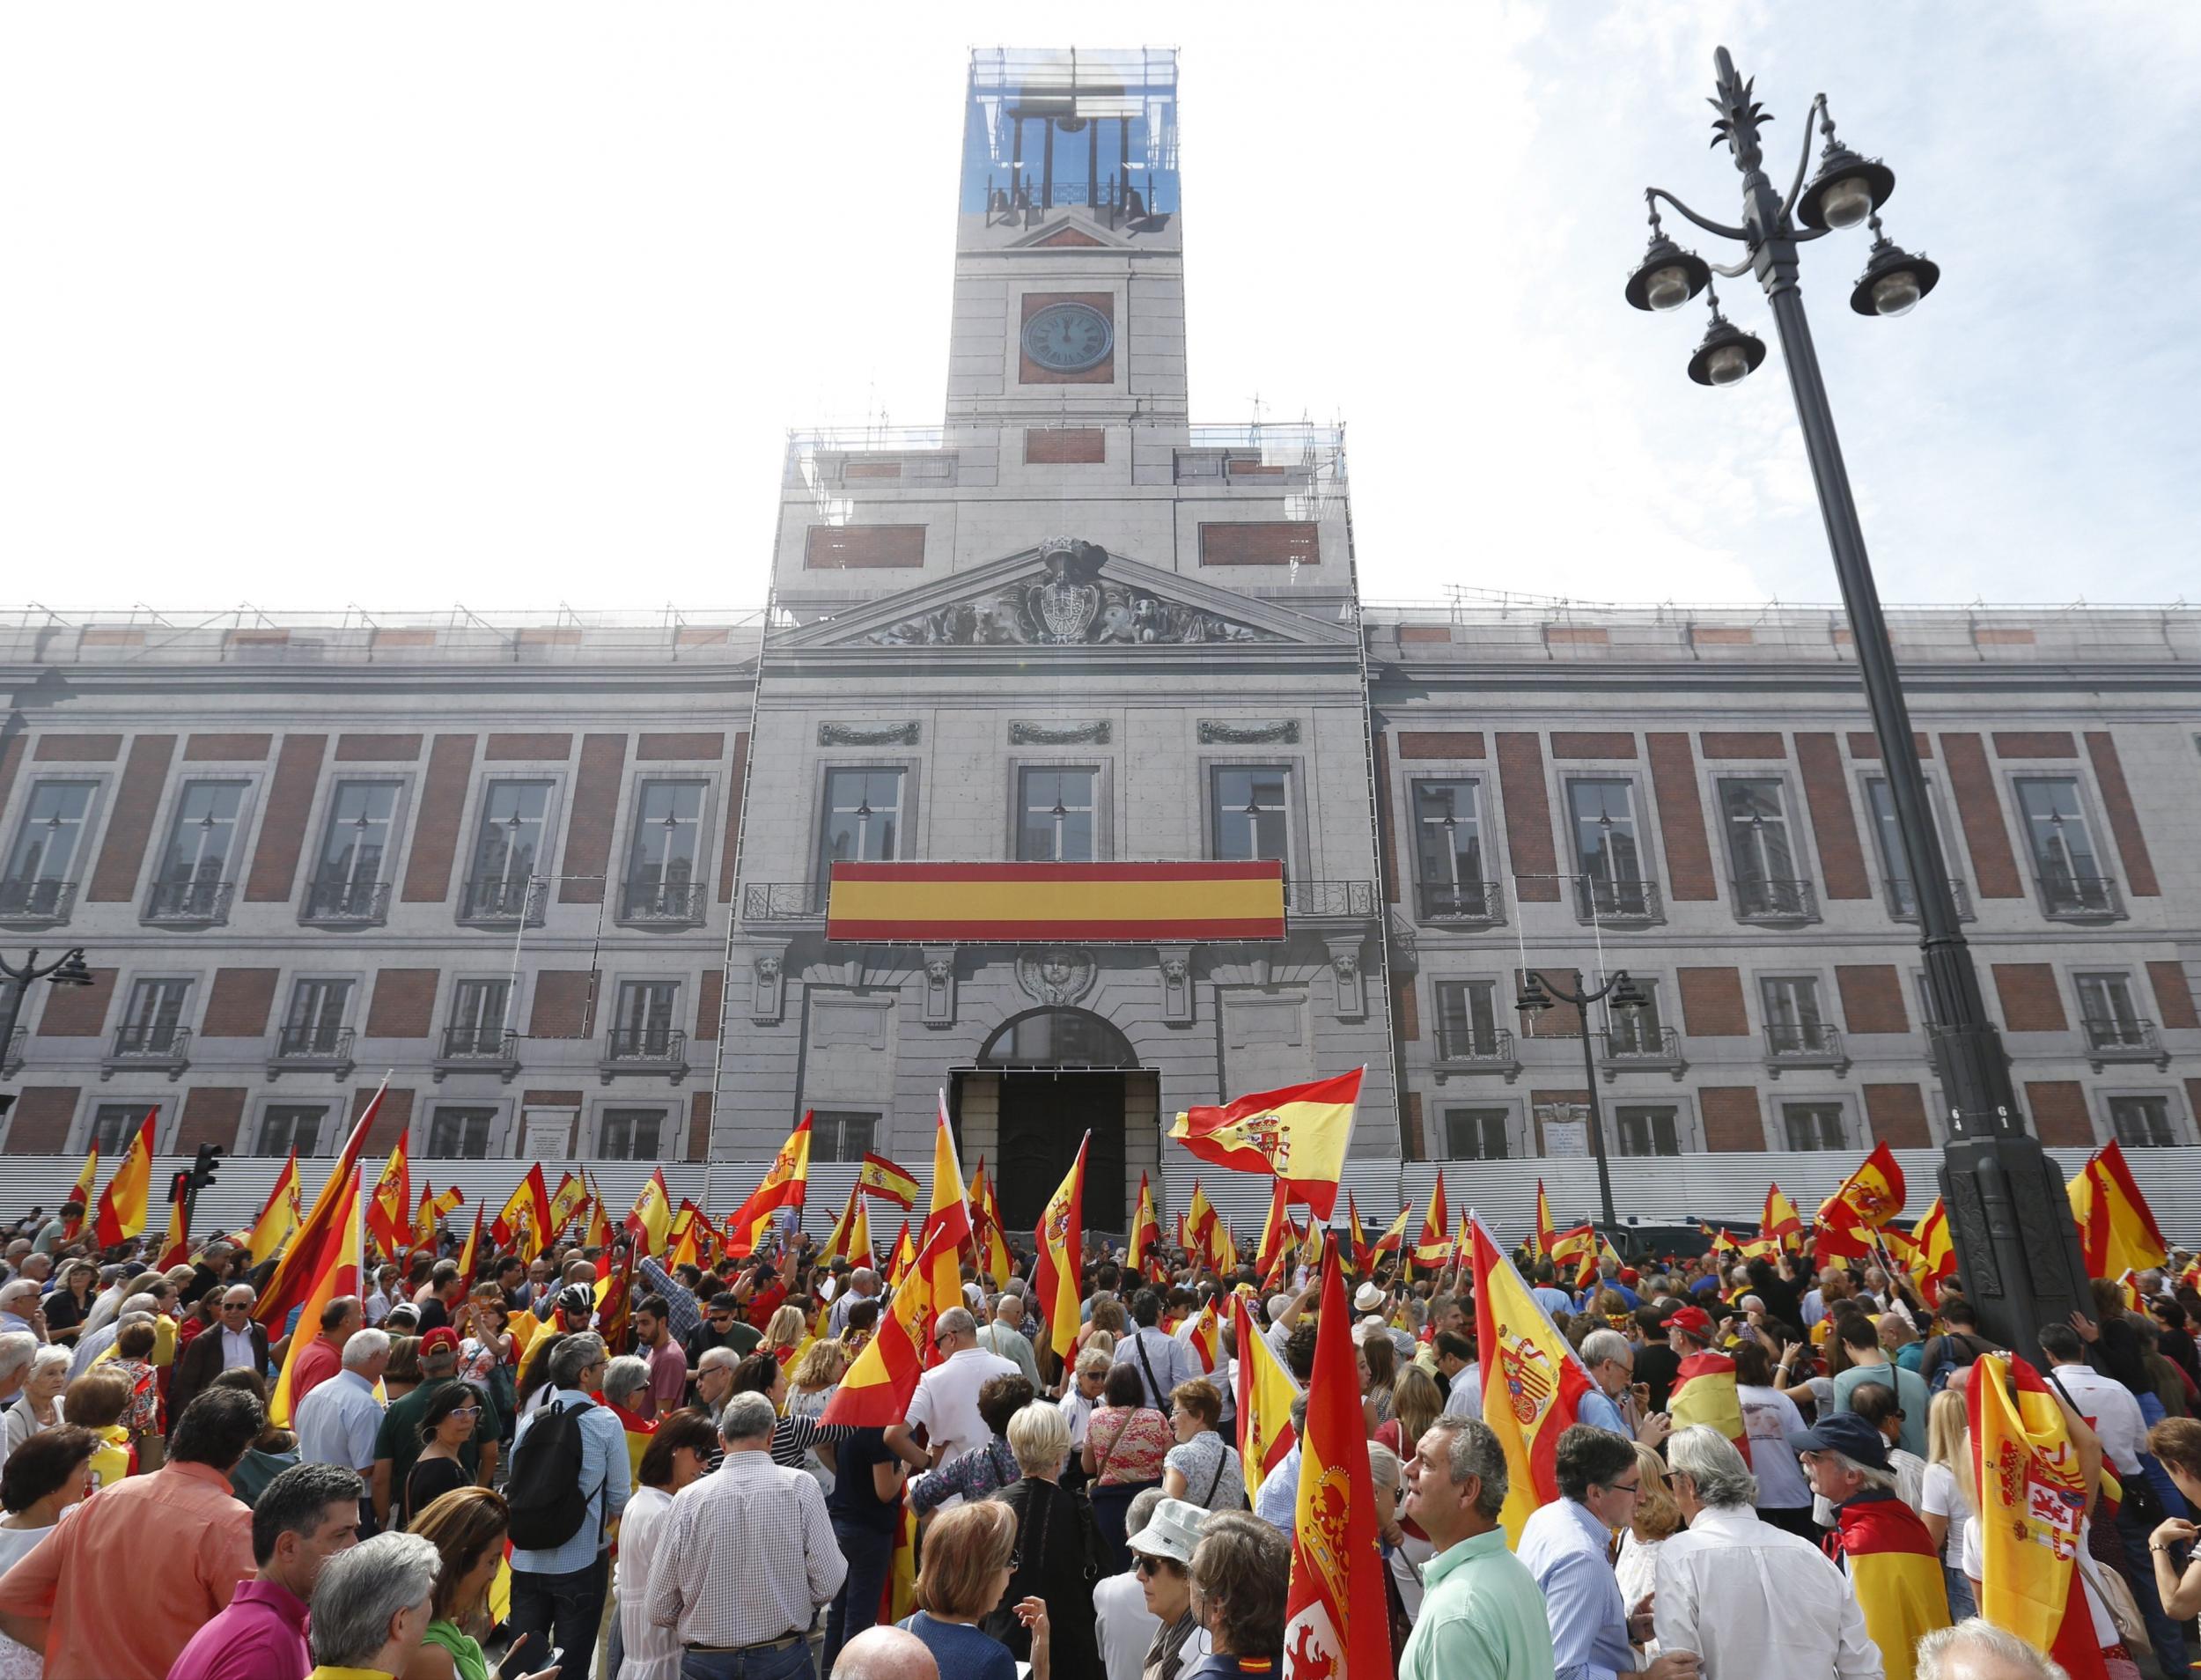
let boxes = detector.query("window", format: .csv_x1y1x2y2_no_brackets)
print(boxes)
465,782,552,919
1412,780,1493,918
611,980,680,1057
118,978,190,1055
308,783,399,919
1211,766,1290,871
445,979,511,1056
258,1105,329,1157
1864,777,1966,917
1781,1102,1848,1151
599,1108,666,1161
623,780,707,917
1720,778,1809,917
1762,976,1832,1054
3,782,96,915
281,979,353,1055
150,782,247,918
2075,973,2146,1050
1443,1108,1511,1161
426,1106,496,1159
1566,779,1653,917
819,769,904,895
812,1111,880,1162
1605,980,1667,1055
88,1102,153,1157
2013,777,2115,915
1616,1105,1681,1157
2109,1095,2175,1149
1434,980,1504,1059
1017,768,1096,863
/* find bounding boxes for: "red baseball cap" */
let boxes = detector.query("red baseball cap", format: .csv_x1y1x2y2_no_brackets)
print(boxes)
1666,1305,1714,1340
418,1327,460,1357
1618,1267,1640,1286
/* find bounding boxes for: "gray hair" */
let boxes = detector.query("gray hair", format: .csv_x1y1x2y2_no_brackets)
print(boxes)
0,1332,37,1382
933,1307,975,1340
119,1293,158,1316
1075,1345,1113,1376
719,1390,778,1443
548,1331,607,1390
1007,1399,1071,1475
27,1345,70,1380
1916,1619,2069,1680
1580,1329,1633,1368
697,1345,739,1375
850,1267,879,1293
1425,1418,1508,1520
1822,1451,1897,1496
340,1329,391,1372
1124,1485,1167,1539
1667,1424,1759,1508
1365,1440,1401,1493
308,1531,440,1668
0,1278,40,1307
600,1354,650,1405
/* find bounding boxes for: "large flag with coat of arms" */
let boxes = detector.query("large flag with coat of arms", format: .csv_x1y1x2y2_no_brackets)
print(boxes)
1170,1068,1363,1219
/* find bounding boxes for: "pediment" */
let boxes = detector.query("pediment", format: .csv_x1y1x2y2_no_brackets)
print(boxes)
1007,215,1138,253
776,540,1358,652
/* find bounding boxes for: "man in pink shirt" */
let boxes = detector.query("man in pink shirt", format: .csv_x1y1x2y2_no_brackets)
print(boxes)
285,1294,364,1411
635,1295,688,1420
167,1461,364,1680
0,1387,261,1680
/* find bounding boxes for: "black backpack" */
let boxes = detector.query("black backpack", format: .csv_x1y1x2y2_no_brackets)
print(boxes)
504,1396,601,1551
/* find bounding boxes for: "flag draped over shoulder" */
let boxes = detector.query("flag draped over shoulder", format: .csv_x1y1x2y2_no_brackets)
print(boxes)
1830,1495,1951,1680
1171,1068,1363,1219
92,1110,157,1247
1033,1134,1088,1360
726,1116,812,1256
1969,1352,2108,1680
269,1165,364,1427
1233,1293,1299,1499
2067,1141,2168,1278
1471,1212,1593,1544
1283,1251,1391,1680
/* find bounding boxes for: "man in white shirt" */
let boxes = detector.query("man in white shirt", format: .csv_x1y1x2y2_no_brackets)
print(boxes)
1654,1425,1881,1680
886,1308,1017,1472
828,1267,880,1338
294,1329,391,1526
0,1279,45,1341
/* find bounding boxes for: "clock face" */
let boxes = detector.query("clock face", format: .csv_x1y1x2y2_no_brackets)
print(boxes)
1021,301,1114,373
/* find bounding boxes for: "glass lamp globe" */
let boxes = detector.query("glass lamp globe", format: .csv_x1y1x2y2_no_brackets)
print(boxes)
1705,344,1752,385
1644,264,1692,312
1871,270,1923,317
1817,176,1874,230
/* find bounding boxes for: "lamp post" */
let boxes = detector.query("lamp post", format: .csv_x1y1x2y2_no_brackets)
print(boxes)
0,947,96,1075
1623,48,2090,1361
1514,968,1648,1234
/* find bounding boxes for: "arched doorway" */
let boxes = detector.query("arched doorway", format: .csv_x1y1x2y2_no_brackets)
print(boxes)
963,1006,1139,1235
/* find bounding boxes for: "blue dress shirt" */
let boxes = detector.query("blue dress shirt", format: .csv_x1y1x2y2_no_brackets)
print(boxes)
1516,1495,1638,1680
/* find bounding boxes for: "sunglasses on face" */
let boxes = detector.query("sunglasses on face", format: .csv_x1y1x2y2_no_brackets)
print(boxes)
1133,1556,1174,1578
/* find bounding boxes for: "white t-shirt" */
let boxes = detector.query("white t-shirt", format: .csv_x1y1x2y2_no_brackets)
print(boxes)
904,1345,1020,1470
1092,1570,1159,1680
2050,1364,2148,1476
1737,1384,1812,1510
1918,1461,1970,1569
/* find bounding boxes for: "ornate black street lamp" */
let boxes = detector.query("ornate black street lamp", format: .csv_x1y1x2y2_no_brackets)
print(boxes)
0,947,96,1075
1623,48,2089,1362
1515,968,1648,1234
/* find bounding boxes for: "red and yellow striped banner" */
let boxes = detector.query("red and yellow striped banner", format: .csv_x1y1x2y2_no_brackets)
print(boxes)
824,860,1285,942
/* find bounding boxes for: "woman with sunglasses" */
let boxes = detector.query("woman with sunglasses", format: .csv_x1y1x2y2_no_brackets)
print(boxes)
402,1382,485,1529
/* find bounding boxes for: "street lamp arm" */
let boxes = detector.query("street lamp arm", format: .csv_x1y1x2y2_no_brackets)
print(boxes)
1778,94,1832,225
1644,187,1749,246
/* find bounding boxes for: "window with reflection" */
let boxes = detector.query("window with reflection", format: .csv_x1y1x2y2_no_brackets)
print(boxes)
820,769,904,894
316,783,399,896
4,783,96,913
1018,768,1096,863
1212,766,1289,870
154,783,247,898
1413,780,1490,917
626,781,705,896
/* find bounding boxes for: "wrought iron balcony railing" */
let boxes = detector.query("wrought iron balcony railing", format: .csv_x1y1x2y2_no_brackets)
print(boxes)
2081,1016,2166,1072
1764,1021,1849,1075
1416,880,1504,925
1731,877,1816,923
620,879,706,926
1575,876,1660,924
742,881,822,921
434,1026,520,1082
0,878,75,925
103,1023,191,1079
1595,1026,1688,1080
144,878,233,925
302,877,390,925
269,1023,356,1079
1283,879,1378,918
2038,873,2122,920
1433,1023,1520,1080
1886,876,1974,923
458,876,546,926
600,1027,688,1084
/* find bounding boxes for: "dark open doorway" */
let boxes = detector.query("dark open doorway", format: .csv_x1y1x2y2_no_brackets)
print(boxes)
961,1006,1139,1236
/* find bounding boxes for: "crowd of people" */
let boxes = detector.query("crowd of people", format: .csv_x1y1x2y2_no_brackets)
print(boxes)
0,1190,2195,1680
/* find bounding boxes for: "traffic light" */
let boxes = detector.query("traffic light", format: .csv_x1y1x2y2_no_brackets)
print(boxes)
188,1142,223,1196
167,1170,192,1205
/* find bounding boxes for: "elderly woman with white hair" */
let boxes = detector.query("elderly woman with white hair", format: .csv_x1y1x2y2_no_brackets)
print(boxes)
3,1347,71,1455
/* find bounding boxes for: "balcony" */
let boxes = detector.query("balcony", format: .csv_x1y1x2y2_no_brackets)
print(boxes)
2081,1016,2168,1072
144,878,232,926
459,876,546,928
302,877,390,927
269,1023,356,1079
1887,877,1974,923
1283,880,1378,919
1764,1021,1850,1077
1433,1023,1520,1082
1731,877,1817,925
1596,1026,1689,1082
742,881,822,923
1575,876,1661,925
2038,873,2123,921
620,879,706,927
434,1026,520,1083
1416,880,1504,926
102,1023,191,1080
3,1027,25,1078
599,1027,688,1085
0,878,75,927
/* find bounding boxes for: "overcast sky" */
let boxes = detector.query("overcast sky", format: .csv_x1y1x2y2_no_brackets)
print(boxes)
3,3,2195,614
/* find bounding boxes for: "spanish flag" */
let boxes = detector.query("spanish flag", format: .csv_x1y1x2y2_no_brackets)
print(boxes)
247,1152,302,1262
365,1127,412,1259
1470,1212,1593,1544
1187,1180,1233,1273
1284,1250,1393,1679
883,1220,916,1288
256,1084,379,1335
64,1147,99,1237
1171,1068,1362,1219
880,1492,919,1624
1821,1140,1907,1234
823,1218,958,1426
1188,1299,1222,1374
2067,1140,2168,1278
1533,1180,1556,1261
269,1164,363,1427
1034,1133,1088,1360
584,1178,614,1256
1906,1197,1958,1304
726,1115,812,1256
493,1163,555,1259
1233,1293,1299,1498
914,1096,973,1312
1549,1222,1598,1293
1254,1176,1294,1283
416,1184,463,1249
1371,1203,1411,1263
1412,1172,1450,1275
546,1171,588,1244
1347,1194,1373,1275
623,1167,673,1258
1970,1352,2109,1680
858,1152,920,1210
1828,1493,1951,1680
1762,1181,1803,1250
1667,1350,1748,1462
1127,1171,1162,1278
92,1109,157,1247
822,1183,866,1269
455,1202,483,1285
153,1176,191,1271
969,1161,1012,1286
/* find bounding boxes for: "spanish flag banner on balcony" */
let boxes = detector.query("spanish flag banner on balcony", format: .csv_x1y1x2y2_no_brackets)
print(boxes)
2067,1140,2168,1278
825,859,1286,943
1171,1069,1361,1219
1470,1212,1593,1545
92,1110,157,1248
725,1116,812,1257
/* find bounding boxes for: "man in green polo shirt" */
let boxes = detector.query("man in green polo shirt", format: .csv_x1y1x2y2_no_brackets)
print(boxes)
369,1328,499,1529
1397,1417,1555,1680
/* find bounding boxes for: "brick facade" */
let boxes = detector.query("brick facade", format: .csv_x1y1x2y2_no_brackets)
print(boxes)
245,733,329,903
1863,1083,1932,1148
202,969,279,1037
1837,965,1910,1035
1993,963,2067,1033
1796,733,1871,899
1940,733,2024,898
1677,968,1750,1036
365,969,440,1039
559,733,630,903
36,969,115,1036
2025,1080,2094,1147
1700,1087,1764,1151
1496,733,1559,902
1645,733,1717,902
176,1087,247,1153
400,733,478,903
86,733,174,901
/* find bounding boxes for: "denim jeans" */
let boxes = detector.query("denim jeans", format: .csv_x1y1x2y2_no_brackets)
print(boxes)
677,1637,813,1680
506,1550,610,1680
2111,1492,2186,1674
823,1518,895,1670
1942,1563,1976,1623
